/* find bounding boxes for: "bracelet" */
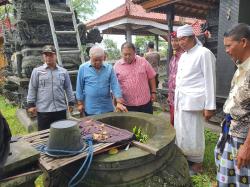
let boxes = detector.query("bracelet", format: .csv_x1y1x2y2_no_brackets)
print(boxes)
151,91,157,94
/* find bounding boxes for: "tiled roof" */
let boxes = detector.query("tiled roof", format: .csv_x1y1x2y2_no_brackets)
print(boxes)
87,0,196,29
87,0,166,28
0,0,9,6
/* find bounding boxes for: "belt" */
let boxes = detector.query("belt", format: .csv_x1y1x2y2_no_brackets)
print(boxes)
217,114,233,153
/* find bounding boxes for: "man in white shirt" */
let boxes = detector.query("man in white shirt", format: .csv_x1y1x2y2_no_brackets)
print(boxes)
174,24,216,173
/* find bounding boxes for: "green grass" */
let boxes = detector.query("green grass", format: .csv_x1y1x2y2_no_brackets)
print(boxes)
191,129,219,187
0,96,27,136
0,95,42,186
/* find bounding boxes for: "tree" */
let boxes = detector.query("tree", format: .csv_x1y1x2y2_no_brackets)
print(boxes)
135,36,154,55
0,1,98,22
72,0,99,21
103,38,120,60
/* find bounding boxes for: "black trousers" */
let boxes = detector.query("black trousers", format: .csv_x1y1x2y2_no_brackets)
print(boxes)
125,101,153,114
37,110,66,131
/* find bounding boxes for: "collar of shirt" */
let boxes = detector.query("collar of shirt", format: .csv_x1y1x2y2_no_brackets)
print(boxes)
42,63,59,69
120,55,137,65
89,62,107,69
237,56,250,71
186,43,199,54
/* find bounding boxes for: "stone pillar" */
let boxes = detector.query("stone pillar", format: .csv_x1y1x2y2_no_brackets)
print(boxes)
126,24,132,43
155,35,159,51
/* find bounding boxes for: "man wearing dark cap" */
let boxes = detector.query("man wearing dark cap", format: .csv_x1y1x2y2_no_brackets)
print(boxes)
27,45,75,130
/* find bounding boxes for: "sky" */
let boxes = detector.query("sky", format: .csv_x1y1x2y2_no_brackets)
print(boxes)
92,0,125,19
89,0,126,49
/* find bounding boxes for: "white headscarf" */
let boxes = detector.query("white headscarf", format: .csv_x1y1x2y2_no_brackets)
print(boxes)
177,24,194,38
177,24,203,46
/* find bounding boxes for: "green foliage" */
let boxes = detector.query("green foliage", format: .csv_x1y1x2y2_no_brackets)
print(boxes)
72,0,98,21
191,174,211,187
134,36,154,54
0,96,27,136
191,129,219,187
0,4,13,22
0,1,98,22
132,126,148,143
103,38,121,60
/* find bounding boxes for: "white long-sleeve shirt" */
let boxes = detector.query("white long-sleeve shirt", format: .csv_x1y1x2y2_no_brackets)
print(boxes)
175,44,216,111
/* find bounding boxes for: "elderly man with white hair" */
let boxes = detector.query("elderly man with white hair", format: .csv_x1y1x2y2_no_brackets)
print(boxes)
174,24,216,174
76,46,126,116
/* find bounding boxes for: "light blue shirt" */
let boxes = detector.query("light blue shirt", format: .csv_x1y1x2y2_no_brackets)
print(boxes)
76,62,122,115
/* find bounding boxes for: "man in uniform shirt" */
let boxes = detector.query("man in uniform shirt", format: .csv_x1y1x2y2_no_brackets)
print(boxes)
175,24,216,173
27,45,75,130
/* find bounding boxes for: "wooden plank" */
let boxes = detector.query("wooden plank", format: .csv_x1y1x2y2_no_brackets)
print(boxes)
41,143,114,171
132,141,159,155
21,129,120,172
141,0,181,10
0,170,42,182
22,129,50,140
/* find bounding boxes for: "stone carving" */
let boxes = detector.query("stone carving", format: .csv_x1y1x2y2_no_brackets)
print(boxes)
2,0,102,107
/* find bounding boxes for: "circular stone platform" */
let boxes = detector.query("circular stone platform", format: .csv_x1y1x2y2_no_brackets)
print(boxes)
48,112,191,187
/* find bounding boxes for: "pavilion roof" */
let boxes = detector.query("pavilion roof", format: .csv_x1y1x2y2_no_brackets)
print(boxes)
132,0,219,19
87,0,197,29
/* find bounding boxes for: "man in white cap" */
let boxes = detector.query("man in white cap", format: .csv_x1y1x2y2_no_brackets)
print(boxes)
174,24,216,174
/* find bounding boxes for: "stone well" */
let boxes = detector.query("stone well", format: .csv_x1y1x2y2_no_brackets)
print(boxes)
48,112,191,187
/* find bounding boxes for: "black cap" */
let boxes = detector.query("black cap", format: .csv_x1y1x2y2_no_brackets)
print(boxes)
42,45,56,54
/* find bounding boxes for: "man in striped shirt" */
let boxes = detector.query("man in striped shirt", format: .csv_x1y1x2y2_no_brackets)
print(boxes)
114,42,157,114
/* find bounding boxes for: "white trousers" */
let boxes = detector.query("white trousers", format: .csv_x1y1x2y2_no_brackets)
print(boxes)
174,107,206,163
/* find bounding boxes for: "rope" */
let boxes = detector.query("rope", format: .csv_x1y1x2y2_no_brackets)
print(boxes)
68,136,93,187
35,136,94,187
36,143,87,157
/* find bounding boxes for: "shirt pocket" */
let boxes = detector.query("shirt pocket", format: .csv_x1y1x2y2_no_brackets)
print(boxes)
58,73,65,86
39,74,49,88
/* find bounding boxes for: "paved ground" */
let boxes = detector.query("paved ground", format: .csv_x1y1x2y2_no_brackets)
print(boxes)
157,111,221,134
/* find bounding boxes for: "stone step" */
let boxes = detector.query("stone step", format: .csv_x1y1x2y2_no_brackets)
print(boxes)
51,10,73,15
55,30,76,35
60,50,81,54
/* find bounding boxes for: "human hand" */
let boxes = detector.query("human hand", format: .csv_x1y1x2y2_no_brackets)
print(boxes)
203,110,214,121
77,103,84,114
151,93,157,102
27,107,37,117
115,103,128,112
237,144,250,169
68,106,74,113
